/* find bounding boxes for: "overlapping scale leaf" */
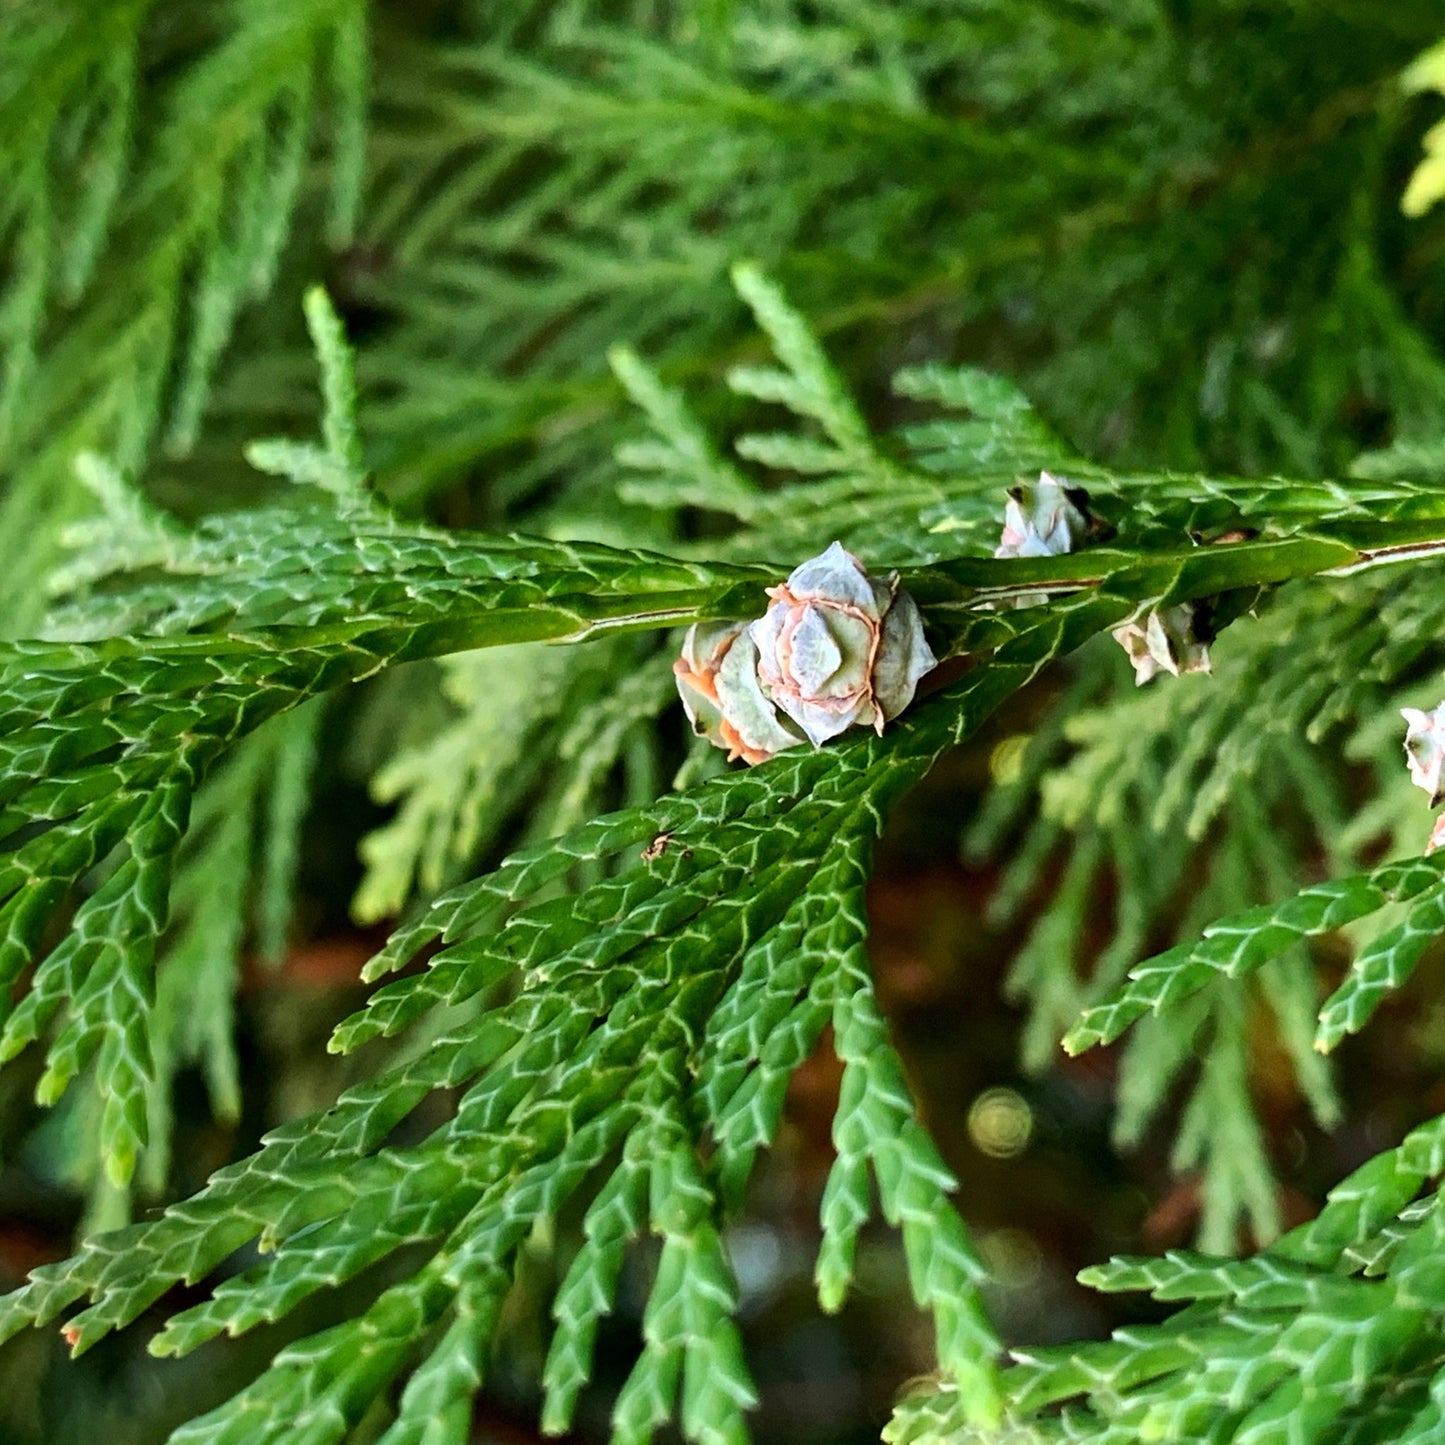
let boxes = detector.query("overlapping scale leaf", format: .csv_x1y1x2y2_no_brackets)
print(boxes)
15,263,1445,1440
1065,852,1445,1054
1316,876,1445,1051
891,1111,1445,1444
612,1070,757,1445
818,885,1000,1417
541,1134,650,1434
0,515,815,1191
0,598,1127,1444
45,496,775,644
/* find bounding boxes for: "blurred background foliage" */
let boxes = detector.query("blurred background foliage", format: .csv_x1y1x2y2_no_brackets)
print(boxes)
4,0,1445,1440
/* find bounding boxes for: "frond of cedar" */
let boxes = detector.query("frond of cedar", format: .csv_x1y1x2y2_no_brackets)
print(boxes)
888,1112,1445,1442
9,264,1445,1443
335,6,1445,517
0,0,365,634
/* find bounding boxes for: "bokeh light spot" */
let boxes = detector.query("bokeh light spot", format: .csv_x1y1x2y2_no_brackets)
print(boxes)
968,1086,1033,1159
989,734,1029,786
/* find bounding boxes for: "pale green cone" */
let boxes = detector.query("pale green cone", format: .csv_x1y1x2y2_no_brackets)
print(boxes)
713,625,806,761
872,588,936,723
674,620,803,764
1402,701,1445,806
1112,603,1211,685
994,472,1091,559
750,542,936,747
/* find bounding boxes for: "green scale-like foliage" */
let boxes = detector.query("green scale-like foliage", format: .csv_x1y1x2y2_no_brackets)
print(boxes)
14,5,1445,1443
1065,851,1445,1056
0,0,367,634
7,235,1445,1445
304,0,1445,527
885,841,1445,1440
891,1114,1445,1443
0,607,1123,1440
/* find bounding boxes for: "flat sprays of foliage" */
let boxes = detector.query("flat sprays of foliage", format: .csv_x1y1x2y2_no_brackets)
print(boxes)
3,3,1445,1444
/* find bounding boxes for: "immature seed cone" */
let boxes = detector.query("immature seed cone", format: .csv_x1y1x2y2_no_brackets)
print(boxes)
994,472,1092,559
993,473,1095,609
1112,603,1211,686
1402,702,1445,806
749,542,936,747
673,621,803,765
